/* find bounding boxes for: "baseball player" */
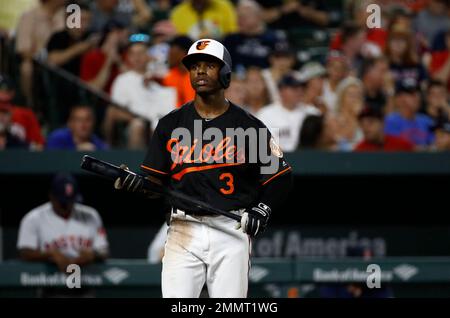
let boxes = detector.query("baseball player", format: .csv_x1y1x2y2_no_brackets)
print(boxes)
114,39,292,298
17,174,109,272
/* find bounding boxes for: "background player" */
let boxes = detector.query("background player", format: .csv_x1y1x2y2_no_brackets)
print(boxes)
114,39,292,298
17,173,109,271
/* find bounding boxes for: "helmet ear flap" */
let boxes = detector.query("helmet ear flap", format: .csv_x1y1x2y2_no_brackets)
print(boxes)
220,64,231,88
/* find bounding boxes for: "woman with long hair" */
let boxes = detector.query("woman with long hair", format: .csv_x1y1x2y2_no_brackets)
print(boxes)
243,67,272,114
385,26,428,89
333,76,365,151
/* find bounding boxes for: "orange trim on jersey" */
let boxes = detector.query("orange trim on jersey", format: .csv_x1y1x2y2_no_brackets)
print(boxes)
171,163,244,181
140,165,168,175
261,167,292,186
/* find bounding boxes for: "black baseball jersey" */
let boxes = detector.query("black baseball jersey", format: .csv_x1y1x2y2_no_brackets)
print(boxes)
140,101,291,213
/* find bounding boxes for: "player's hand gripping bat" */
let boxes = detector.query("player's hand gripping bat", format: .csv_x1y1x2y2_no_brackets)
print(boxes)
80,155,242,222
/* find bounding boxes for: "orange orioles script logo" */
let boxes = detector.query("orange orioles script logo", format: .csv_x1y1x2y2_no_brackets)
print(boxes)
166,137,245,180
196,40,211,50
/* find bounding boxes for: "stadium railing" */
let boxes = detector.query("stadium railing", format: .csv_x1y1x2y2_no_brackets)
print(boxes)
1,150,450,176
1,257,450,297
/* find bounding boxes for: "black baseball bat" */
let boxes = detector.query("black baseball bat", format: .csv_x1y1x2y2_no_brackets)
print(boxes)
80,155,242,222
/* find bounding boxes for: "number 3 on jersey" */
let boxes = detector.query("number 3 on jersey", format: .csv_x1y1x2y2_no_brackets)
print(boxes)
219,173,234,195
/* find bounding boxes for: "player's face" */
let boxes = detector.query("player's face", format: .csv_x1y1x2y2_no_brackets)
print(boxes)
50,195,74,217
188,57,222,93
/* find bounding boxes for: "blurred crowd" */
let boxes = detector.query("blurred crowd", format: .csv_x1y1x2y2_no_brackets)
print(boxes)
0,0,449,152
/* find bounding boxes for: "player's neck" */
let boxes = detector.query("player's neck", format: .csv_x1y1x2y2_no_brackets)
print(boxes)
194,93,229,119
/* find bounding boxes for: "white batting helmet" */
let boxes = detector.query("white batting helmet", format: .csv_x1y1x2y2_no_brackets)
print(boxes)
182,39,233,88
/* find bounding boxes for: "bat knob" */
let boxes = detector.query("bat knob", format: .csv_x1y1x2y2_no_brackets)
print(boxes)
80,155,93,169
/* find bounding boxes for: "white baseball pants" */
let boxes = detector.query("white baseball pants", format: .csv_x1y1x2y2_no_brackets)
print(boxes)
162,210,251,298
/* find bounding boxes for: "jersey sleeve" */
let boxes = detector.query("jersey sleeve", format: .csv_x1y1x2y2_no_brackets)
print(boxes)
140,121,171,177
256,122,292,186
17,212,39,250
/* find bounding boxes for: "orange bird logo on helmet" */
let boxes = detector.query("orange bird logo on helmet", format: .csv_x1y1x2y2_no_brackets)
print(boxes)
196,40,211,50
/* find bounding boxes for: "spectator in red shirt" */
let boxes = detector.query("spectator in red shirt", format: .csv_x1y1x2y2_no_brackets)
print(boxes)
144,36,195,108
330,9,387,68
355,106,414,152
0,74,44,149
80,20,129,93
0,103,29,150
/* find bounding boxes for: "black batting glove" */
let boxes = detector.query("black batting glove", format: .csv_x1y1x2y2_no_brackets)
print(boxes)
239,203,271,238
114,164,144,193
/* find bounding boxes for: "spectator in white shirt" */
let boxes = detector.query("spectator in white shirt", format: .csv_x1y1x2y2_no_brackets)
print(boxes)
298,61,327,113
257,73,320,152
105,35,176,148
